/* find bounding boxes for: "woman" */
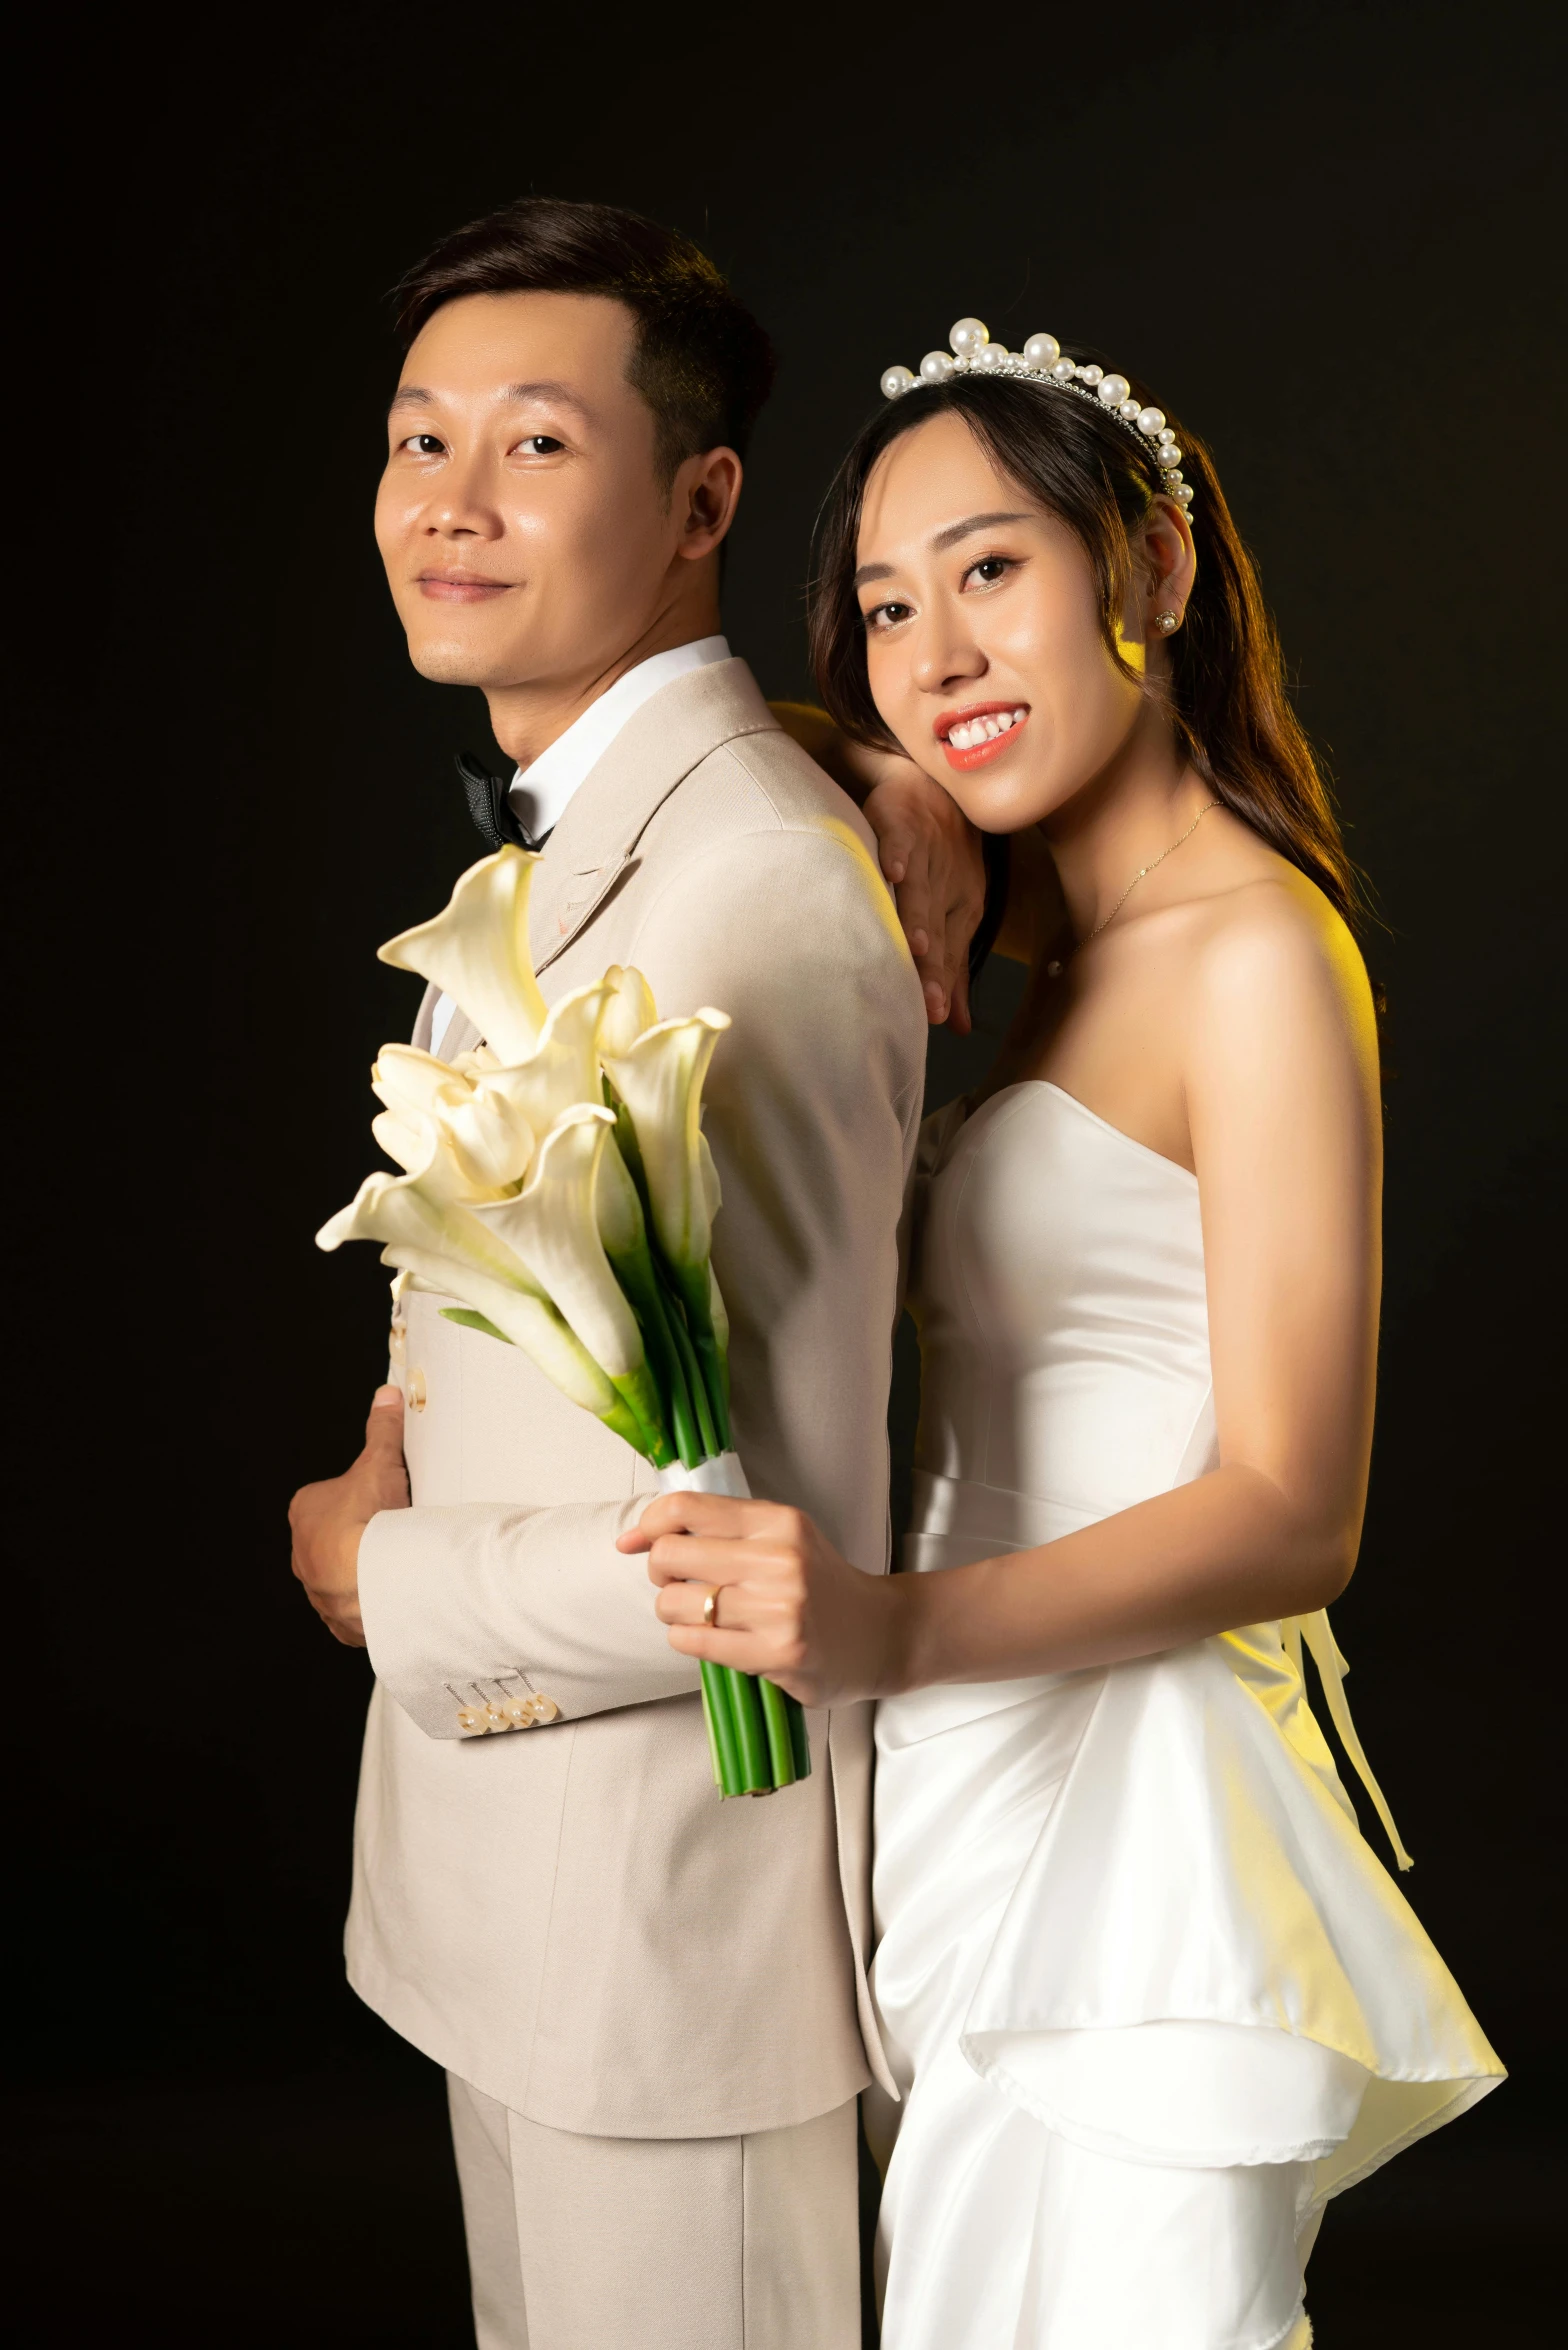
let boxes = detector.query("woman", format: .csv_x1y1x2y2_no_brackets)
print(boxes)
622,319,1501,2346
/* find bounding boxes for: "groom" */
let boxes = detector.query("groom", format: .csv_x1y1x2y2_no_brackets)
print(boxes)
288,198,940,2347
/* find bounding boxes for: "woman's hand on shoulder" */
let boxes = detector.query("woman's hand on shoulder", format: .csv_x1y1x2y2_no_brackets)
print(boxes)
616,1492,904,1707
769,700,986,1031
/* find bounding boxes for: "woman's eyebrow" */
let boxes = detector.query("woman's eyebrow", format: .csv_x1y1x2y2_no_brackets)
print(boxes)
930,509,1032,551
853,510,1035,588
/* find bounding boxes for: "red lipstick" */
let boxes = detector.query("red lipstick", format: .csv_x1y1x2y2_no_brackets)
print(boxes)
935,700,1030,772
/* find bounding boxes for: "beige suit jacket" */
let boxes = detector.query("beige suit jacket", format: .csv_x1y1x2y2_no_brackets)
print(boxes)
348,658,926,2138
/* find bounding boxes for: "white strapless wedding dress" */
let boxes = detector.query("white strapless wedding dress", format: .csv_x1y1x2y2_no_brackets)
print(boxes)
869,1084,1502,2350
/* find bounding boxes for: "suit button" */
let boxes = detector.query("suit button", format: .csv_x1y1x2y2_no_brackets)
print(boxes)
406,1367,427,1412
456,1703,485,1734
531,1696,561,1724
388,1324,407,1365
501,1693,537,1730
480,1700,510,1733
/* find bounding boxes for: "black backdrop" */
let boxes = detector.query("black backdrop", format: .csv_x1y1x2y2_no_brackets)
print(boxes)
17,3,1561,2339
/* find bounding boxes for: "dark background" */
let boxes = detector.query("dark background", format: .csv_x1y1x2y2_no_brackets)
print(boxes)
15,2,1561,2339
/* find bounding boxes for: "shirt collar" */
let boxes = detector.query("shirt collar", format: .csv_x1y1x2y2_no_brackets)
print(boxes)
507,634,731,841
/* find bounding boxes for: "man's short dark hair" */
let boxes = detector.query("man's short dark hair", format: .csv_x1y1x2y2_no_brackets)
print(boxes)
394,198,776,485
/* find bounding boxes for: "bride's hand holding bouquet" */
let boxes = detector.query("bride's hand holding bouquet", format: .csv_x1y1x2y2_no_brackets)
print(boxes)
619,1494,907,1708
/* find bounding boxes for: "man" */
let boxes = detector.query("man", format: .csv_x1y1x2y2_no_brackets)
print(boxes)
288,198,974,2348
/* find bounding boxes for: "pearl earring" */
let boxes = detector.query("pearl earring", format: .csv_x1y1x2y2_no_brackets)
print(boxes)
1154,609,1180,634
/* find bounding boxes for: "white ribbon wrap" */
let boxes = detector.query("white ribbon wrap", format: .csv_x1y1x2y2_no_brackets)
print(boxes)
656,1451,751,1499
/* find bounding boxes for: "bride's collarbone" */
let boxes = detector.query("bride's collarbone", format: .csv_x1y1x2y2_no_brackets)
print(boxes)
982,846,1317,1175
996,923,1199,1175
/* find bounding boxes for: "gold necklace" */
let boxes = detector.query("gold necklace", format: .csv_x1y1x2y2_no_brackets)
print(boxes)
1045,801,1223,979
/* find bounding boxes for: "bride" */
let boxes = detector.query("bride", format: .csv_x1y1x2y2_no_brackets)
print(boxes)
623,318,1502,2346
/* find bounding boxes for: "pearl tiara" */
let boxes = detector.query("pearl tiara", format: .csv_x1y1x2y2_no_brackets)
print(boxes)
880,317,1194,518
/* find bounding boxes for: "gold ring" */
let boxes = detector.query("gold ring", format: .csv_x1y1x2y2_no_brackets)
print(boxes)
702,1586,721,1629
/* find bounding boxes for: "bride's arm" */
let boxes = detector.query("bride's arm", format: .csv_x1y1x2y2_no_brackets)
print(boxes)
769,701,987,1031
620,885,1384,1705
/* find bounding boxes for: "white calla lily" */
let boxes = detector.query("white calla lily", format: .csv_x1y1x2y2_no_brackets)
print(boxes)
316,1139,627,1425
599,964,658,1059
478,981,611,1140
370,1046,469,1174
370,1106,432,1176
373,1099,432,1175
437,1086,534,1191
480,1106,642,1381
478,1105,670,1455
372,1043,463,1122
378,846,548,1064
604,1009,732,1279
372,1105,511,1203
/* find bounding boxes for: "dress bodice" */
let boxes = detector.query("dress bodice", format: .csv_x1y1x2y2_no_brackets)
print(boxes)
910,1083,1215,1518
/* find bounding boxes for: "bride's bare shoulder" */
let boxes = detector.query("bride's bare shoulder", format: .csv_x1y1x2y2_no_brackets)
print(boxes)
1186,848,1378,1074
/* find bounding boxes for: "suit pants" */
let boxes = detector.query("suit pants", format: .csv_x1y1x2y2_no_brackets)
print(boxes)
447,2073,861,2350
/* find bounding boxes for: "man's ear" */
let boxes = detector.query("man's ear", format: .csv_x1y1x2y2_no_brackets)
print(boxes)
675,446,744,562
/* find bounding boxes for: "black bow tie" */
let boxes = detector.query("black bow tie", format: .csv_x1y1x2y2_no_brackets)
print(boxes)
456,751,551,854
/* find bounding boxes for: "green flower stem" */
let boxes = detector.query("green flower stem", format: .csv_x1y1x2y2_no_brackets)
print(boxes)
609,1361,675,1468
691,1328,732,1455
652,1288,705,1469
660,1276,720,1463
603,1228,679,1406
699,1660,741,1794
726,1668,773,1793
669,1264,732,1455
758,1677,799,1788
602,1399,658,1456
608,1090,648,1204
785,1690,812,1782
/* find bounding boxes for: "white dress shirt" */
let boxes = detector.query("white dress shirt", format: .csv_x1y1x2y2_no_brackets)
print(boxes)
429,635,731,1058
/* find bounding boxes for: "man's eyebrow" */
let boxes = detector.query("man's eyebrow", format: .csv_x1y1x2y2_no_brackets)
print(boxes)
852,510,1035,589
386,380,594,419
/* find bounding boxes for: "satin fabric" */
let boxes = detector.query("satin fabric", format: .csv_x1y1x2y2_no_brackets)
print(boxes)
870,1084,1502,2348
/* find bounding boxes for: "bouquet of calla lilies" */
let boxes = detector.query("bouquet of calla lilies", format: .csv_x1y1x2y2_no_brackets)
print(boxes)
317,846,809,1799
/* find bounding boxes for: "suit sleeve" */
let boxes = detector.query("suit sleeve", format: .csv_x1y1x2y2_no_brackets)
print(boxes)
357,817,926,1737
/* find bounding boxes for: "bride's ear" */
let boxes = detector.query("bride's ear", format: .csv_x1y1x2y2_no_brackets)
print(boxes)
1140,498,1197,631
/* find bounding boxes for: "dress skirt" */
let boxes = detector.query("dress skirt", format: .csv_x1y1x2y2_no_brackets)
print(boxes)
867,1476,1504,2350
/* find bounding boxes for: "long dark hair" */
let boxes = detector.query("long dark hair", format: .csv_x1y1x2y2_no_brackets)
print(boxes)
808,368,1367,938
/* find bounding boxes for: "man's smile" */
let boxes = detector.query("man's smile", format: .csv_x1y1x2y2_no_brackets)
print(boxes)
417,569,515,602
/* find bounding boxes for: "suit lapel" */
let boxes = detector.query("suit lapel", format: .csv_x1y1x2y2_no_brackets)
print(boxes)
529,658,778,978
411,657,780,1055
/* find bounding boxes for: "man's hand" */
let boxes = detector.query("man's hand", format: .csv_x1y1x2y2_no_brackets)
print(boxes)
617,1493,905,1709
288,1386,410,1647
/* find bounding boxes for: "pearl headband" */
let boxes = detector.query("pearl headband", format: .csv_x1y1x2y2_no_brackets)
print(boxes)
880,317,1194,518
